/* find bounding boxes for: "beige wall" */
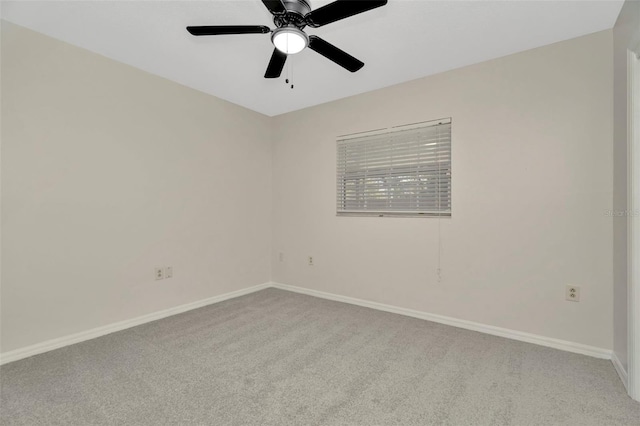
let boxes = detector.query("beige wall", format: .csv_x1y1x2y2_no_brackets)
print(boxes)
613,0,640,373
1,22,617,356
1,22,272,352
272,30,614,349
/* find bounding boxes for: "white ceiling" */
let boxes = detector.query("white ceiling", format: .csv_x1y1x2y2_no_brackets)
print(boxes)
1,0,624,116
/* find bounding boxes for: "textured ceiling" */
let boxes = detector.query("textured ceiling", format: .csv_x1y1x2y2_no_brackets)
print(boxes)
1,0,624,116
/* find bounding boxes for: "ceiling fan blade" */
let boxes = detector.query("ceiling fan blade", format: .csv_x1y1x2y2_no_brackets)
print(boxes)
305,0,387,28
308,36,364,72
187,26,270,36
265,48,287,78
262,0,287,15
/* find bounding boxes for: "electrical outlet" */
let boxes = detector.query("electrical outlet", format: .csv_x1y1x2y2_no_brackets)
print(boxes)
566,285,580,302
279,252,284,262
308,256,314,266
165,266,173,279
155,267,164,280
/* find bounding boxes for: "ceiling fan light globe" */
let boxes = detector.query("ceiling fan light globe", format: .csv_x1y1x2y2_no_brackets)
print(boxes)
272,27,308,54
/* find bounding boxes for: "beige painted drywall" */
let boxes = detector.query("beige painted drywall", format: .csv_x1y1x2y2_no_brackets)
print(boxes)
272,30,614,349
0,21,272,353
0,20,617,356
613,0,640,373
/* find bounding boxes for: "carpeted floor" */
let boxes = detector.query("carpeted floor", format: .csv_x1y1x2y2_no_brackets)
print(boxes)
1,288,639,425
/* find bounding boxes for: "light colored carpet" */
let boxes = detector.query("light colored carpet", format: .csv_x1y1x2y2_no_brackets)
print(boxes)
1,288,638,425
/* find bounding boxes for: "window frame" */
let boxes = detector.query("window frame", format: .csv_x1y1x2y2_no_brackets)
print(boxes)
336,118,452,218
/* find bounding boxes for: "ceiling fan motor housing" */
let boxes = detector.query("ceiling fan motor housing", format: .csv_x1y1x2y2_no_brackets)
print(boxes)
273,0,312,29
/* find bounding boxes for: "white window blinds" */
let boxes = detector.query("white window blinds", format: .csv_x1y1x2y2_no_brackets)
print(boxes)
336,119,451,217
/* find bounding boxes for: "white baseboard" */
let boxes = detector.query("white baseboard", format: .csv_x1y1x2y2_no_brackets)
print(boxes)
612,352,629,391
270,282,613,360
1,281,614,366
0,282,271,365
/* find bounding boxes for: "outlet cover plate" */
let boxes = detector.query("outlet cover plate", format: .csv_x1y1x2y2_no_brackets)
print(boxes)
566,285,580,302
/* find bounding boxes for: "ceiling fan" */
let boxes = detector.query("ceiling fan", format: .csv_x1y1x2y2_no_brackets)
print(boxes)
186,0,388,78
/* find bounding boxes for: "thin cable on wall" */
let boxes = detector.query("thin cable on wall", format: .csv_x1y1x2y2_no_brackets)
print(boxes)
437,124,443,283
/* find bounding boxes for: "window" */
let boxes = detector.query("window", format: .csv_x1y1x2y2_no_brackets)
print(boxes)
336,118,451,217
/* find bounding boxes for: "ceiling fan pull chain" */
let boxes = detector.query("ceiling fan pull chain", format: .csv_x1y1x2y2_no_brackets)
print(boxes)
287,38,294,89
285,59,294,89
285,57,291,87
